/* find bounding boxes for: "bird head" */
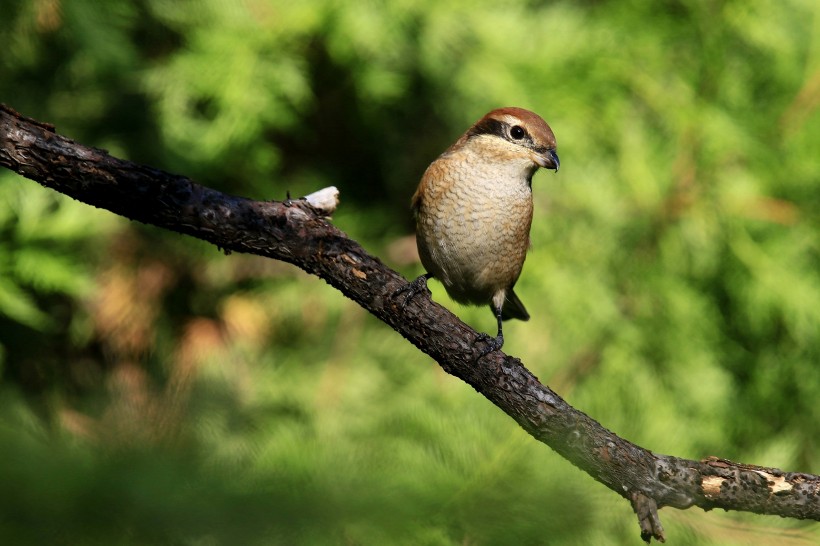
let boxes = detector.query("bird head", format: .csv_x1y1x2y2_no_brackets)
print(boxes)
455,107,559,175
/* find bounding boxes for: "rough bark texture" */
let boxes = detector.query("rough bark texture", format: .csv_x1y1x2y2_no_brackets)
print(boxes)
2,104,819,542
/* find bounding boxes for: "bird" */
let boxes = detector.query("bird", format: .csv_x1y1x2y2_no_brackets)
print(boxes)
397,107,559,355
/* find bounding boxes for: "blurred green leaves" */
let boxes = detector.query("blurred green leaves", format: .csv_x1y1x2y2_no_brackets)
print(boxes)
0,176,117,330
1,0,820,543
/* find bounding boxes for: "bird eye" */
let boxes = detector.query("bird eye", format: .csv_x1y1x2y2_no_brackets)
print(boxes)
510,125,526,140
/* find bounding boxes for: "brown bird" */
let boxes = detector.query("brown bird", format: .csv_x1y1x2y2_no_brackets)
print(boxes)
399,107,559,354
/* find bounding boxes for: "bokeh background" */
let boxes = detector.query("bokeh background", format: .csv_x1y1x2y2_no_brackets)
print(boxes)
1,0,819,544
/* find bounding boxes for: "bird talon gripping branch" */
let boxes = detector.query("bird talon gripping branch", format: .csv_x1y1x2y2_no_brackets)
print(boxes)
393,273,433,308
409,107,559,352
475,332,504,356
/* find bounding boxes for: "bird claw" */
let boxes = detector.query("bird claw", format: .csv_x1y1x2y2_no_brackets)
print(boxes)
475,332,504,357
393,274,431,308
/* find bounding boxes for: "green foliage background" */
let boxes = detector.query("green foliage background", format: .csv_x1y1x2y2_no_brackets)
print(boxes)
1,0,819,543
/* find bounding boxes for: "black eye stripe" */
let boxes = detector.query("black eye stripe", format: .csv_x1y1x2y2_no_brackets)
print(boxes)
466,118,506,139
467,118,531,145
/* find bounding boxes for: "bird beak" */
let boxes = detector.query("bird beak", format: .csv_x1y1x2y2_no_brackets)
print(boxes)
534,149,560,172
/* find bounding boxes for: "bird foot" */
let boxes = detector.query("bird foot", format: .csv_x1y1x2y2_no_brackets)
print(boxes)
393,273,432,308
475,332,504,357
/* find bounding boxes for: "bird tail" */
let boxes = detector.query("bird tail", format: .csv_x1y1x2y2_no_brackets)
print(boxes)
500,288,530,322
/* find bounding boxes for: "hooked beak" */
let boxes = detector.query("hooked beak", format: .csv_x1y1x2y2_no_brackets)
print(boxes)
534,149,560,172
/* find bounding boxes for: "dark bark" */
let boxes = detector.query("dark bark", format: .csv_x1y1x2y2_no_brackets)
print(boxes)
2,104,818,542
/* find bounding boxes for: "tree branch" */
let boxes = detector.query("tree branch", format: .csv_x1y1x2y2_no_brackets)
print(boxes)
2,104,818,542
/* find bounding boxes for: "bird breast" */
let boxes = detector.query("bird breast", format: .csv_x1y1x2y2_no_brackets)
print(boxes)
414,151,534,306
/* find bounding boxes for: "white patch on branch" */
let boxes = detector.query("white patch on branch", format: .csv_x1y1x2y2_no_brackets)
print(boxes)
304,186,339,215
